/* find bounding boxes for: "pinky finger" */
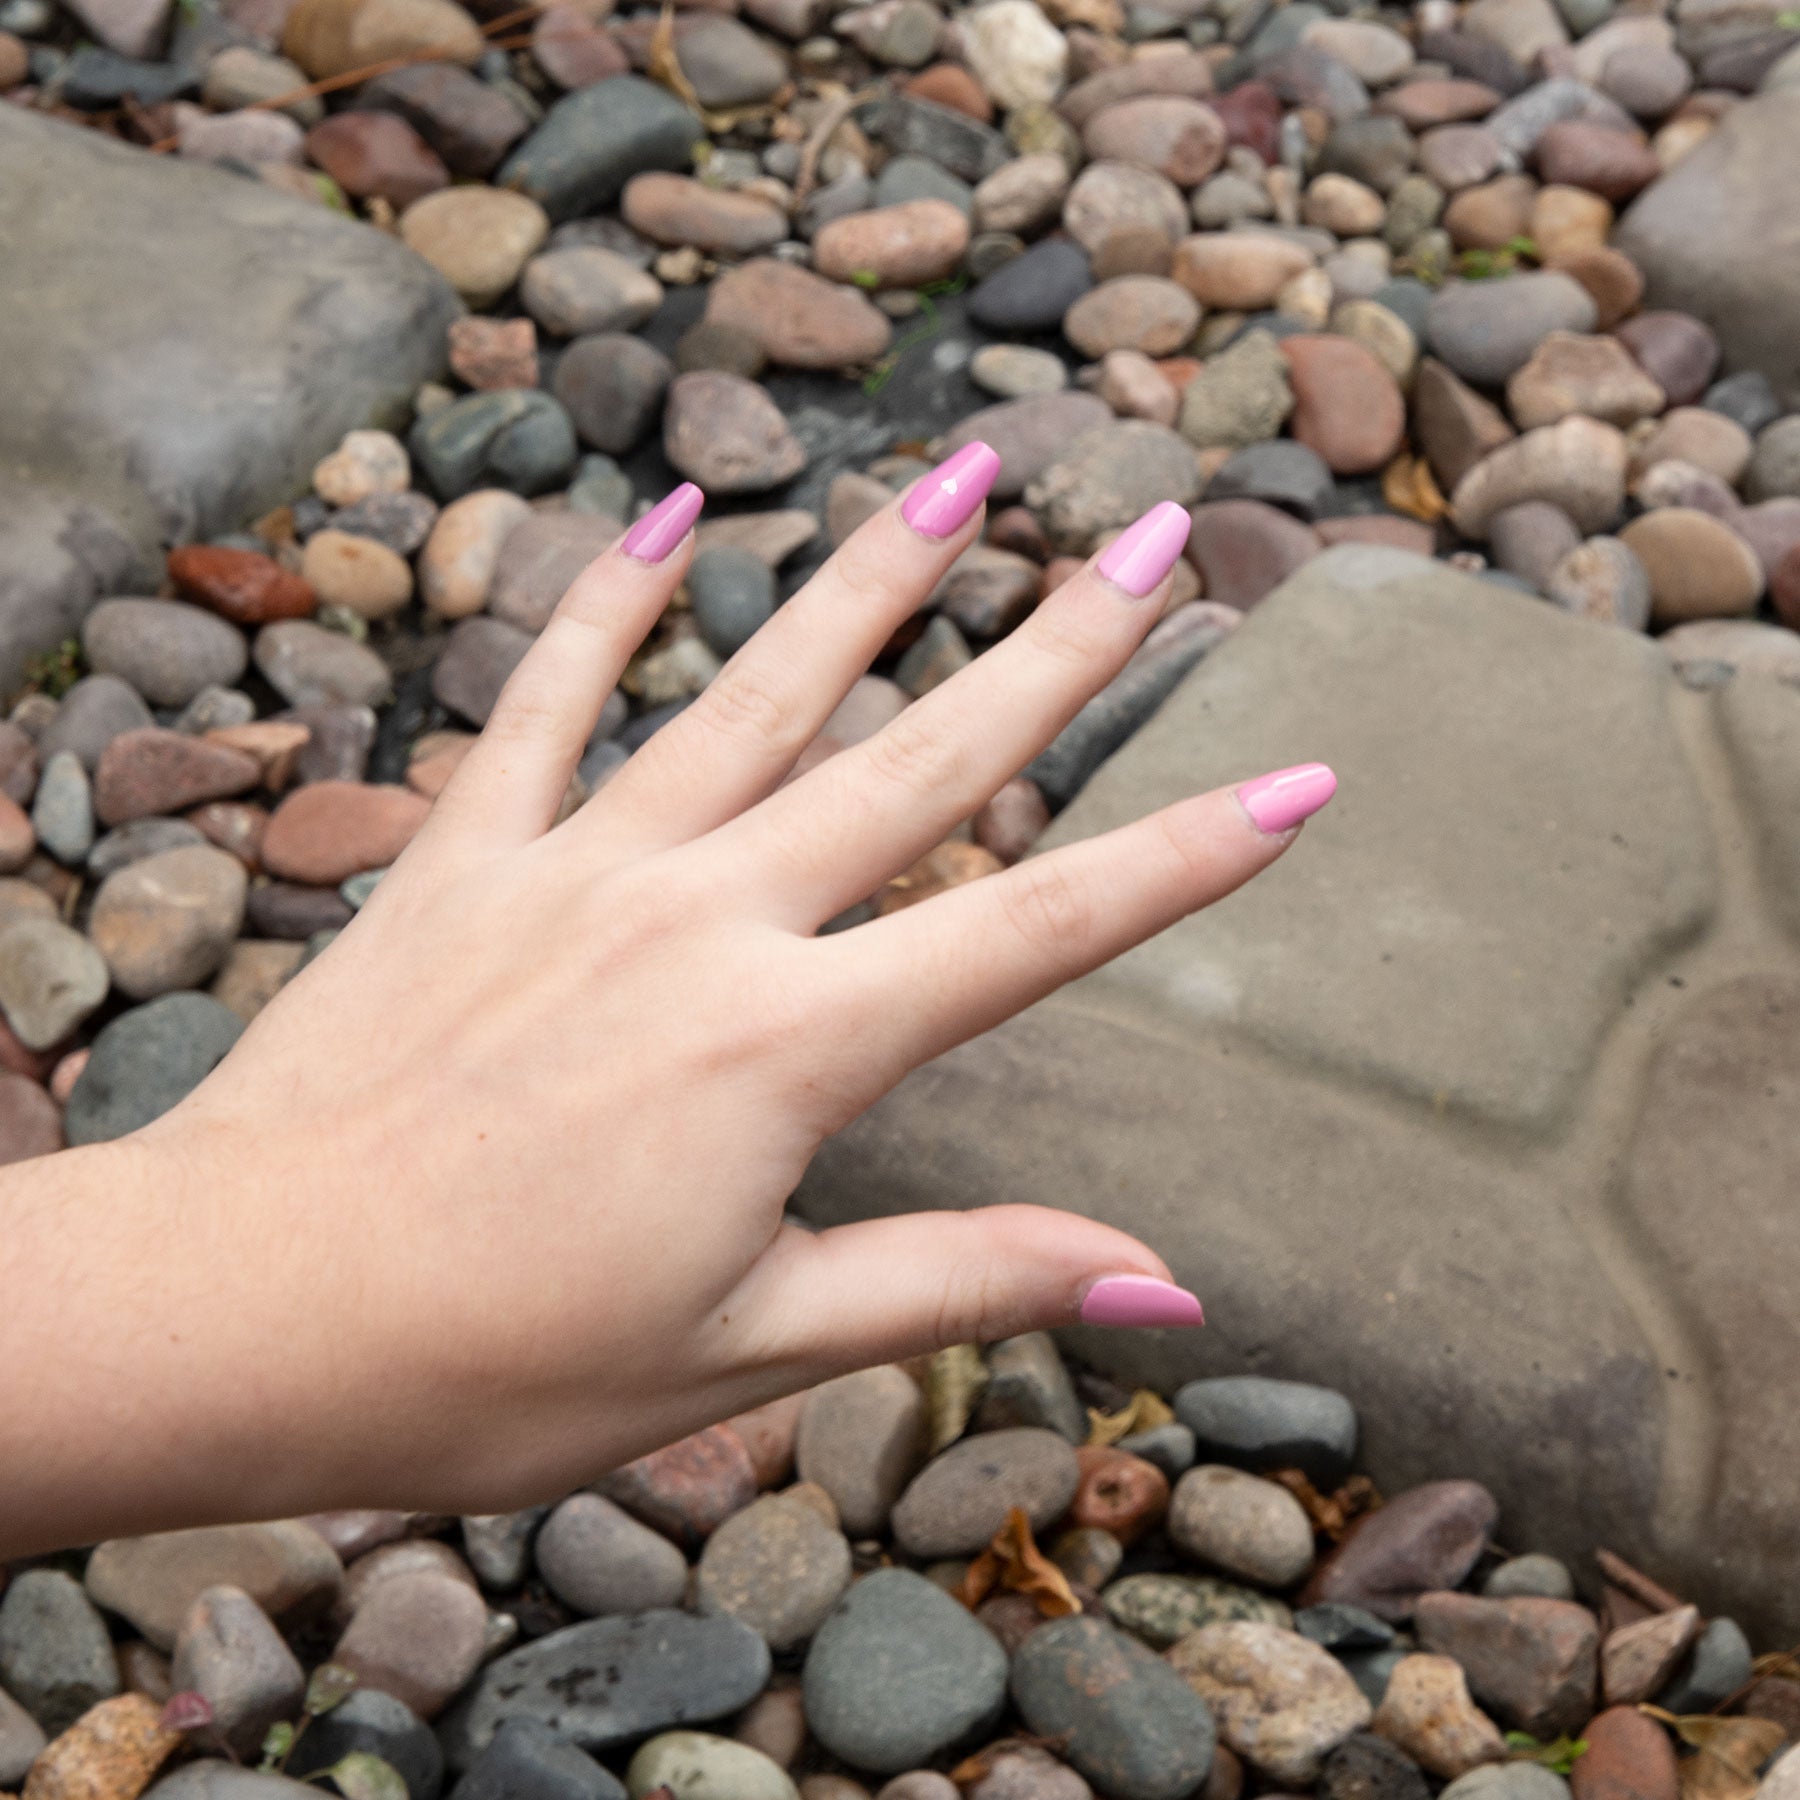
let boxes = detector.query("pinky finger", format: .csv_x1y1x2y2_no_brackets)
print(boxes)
823,764,1338,1087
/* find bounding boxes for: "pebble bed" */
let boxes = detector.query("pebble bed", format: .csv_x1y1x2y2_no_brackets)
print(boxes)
2,1350,1798,1800
2,0,1800,1152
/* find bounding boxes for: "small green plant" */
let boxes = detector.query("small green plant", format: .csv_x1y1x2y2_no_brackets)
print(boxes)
849,268,881,290
22,638,83,700
1776,8,1800,26
1506,1731,1589,1775
861,274,969,397
1459,236,1541,281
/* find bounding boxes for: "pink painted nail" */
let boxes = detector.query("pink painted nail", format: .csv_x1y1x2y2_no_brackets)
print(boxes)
621,482,704,564
901,441,1002,540
1095,501,1193,597
1237,763,1338,835
1080,1274,1206,1328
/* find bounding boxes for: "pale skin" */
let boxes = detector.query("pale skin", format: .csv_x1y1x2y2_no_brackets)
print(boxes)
0,468,1322,1561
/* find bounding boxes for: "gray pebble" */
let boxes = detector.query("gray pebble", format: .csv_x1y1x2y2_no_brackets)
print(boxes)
0,1569,121,1737
1174,1374,1359,1485
82,598,249,709
1481,1553,1574,1600
31,749,95,865
534,1493,689,1618
37,673,153,770
286,1687,443,1800
64,992,245,1145
689,548,777,658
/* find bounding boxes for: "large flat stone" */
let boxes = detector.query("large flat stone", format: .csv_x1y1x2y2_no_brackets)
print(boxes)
0,108,459,557
797,547,1800,1642
1615,92,1800,408
0,477,152,699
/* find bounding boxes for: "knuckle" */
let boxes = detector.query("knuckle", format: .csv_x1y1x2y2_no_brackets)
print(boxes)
1000,859,1096,957
694,666,795,752
862,706,964,803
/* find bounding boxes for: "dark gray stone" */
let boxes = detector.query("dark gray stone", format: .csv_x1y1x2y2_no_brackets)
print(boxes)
1655,1615,1753,1713
330,490,439,557
1704,370,1783,439
411,391,578,500
1425,273,1598,386
968,237,1093,334
1339,1647,1408,1710
688,548,777,657
1208,441,1336,517
1025,602,1237,809
1010,1615,1216,1800
64,992,245,1145
358,63,530,177
856,92,1012,182
0,108,458,552
448,1719,626,1800
1319,1732,1432,1800
1174,1378,1359,1484
88,816,208,879
552,333,673,457
974,1332,1088,1442
287,1689,443,1800
801,1568,1008,1775
0,1569,121,1737
873,152,974,214
60,47,195,105
498,76,703,223
1296,1603,1396,1650
440,1610,771,1767
1116,1421,1197,1479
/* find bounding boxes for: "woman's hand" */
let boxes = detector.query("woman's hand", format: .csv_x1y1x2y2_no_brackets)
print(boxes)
0,445,1334,1554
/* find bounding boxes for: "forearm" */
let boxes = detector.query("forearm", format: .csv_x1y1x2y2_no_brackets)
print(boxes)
0,1127,331,1557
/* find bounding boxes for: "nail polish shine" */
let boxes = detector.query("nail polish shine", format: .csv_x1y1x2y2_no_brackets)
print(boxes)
1237,763,1338,834
622,482,705,564
1095,501,1193,597
1081,1274,1206,1328
901,441,1002,540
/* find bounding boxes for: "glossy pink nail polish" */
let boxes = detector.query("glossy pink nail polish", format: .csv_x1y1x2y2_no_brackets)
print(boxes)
1095,501,1193,597
901,441,1002,540
621,482,704,564
1237,763,1338,834
1080,1274,1206,1328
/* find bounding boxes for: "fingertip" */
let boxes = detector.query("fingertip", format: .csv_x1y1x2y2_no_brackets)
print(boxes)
1235,762,1337,837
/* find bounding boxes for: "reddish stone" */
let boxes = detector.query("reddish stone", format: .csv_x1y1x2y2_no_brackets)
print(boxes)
206,721,312,793
1414,1591,1598,1738
1300,1480,1499,1622
976,1590,1061,1654
260,781,432,884
0,1015,50,1083
50,1048,88,1104
447,315,539,392
1744,1676,1800,1745
532,4,629,88
595,1422,759,1548
167,544,315,626
904,62,993,122
987,505,1050,562
1316,516,1437,555
94,728,263,827
1208,80,1282,163
1155,355,1202,391
1568,1706,1679,1800
1535,121,1660,203
1186,499,1322,612
0,1068,61,1165
305,110,450,208
1549,246,1645,332
1070,1446,1170,1546
1615,311,1719,408
1281,334,1407,476
0,790,33,875
188,800,271,869
405,738,476,799
1770,543,1800,629
974,776,1051,863
726,1393,805,1489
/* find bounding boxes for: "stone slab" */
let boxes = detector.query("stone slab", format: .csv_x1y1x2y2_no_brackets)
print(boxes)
0,108,460,558
796,547,1800,1643
1615,92,1800,408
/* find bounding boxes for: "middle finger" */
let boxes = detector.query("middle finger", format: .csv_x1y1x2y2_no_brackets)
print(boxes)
714,499,1194,930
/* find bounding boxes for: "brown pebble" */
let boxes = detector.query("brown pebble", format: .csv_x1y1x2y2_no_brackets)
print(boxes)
260,781,431,884
1070,1446,1169,1545
1569,1705,1679,1800
93,728,262,828
596,1422,760,1548
167,544,315,626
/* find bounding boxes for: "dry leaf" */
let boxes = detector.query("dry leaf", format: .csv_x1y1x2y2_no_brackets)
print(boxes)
1382,452,1449,522
1752,1649,1800,1684
1269,1469,1381,1543
1639,1710,1786,1800
957,1507,1081,1618
646,4,702,112
926,1343,987,1453
1086,1388,1174,1448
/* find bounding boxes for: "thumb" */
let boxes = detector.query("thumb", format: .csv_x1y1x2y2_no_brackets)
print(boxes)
745,1205,1204,1381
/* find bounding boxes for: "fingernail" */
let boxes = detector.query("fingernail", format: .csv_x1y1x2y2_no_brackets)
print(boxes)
1095,501,1193,597
1237,762,1338,835
1080,1274,1205,1328
901,441,1002,540
621,482,705,564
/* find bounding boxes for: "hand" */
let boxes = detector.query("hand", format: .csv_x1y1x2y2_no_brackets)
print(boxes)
0,445,1334,1553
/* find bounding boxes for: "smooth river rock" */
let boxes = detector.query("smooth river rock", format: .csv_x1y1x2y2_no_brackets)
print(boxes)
797,543,1800,1644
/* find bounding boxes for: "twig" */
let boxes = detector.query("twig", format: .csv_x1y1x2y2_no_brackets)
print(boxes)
793,80,876,205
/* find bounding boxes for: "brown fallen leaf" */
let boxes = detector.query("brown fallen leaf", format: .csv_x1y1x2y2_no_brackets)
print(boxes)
1270,1469,1382,1543
646,3,702,112
1751,1649,1800,1685
950,1733,1074,1786
925,1342,987,1454
1639,1709,1786,1800
957,1506,1081,1619
1382,452,1449,522
1086,1388,1175,1448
